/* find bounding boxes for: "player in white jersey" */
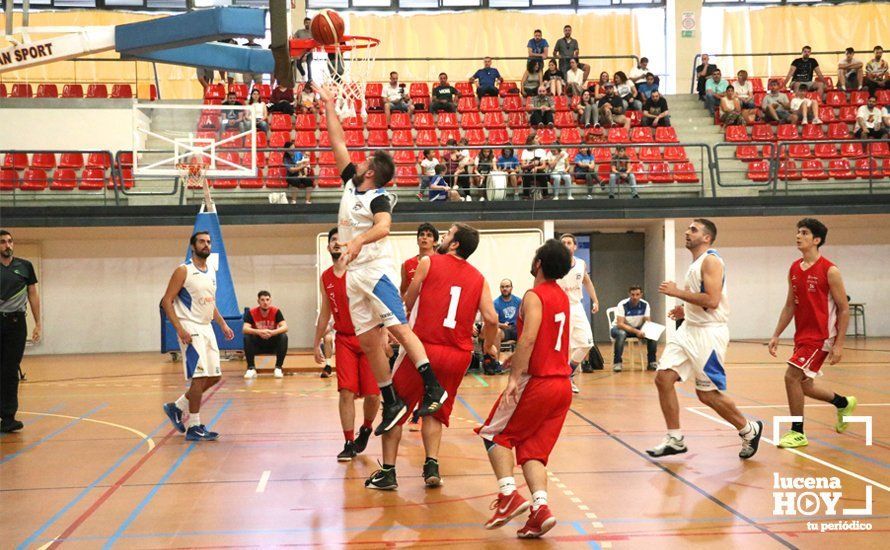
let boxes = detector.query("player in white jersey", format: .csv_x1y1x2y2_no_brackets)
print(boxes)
315,83,448,437
648,219,763,460
161,231,234,441
557,234,599,394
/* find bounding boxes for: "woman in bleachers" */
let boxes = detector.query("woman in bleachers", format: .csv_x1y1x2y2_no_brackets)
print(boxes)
475,148,496,198
576,90,599,128
268,82,295,115
248,89,269,133
614,71,642,111
521,60,544,98
595,72,611,102
719,86,747,126
547,147,572,200
544,60,566,97
496,148,521,198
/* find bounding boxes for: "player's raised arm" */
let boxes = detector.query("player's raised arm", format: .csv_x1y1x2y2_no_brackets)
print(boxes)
478,281,500,357
314,82,351,173
160,265,190,344
404,256,431,312
769,273,797,357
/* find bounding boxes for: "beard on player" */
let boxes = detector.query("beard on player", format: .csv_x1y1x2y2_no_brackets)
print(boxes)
193,245,210,259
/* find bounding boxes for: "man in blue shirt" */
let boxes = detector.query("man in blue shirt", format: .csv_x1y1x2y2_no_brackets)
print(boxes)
493,279,522,349
527,29,549,65
612,286,658,372
470,57,503,98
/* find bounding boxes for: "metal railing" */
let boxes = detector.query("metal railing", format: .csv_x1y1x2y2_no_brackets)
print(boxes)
0,149,115,206
0,58,161,100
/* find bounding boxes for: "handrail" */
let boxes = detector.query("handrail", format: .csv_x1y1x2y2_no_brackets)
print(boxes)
0,57,160,100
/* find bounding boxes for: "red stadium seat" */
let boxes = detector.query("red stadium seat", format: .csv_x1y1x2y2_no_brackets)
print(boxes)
751,125,774,142
367,130,390,147
212,178,238,189
648,162,672,183
663,146,688,162
0,83,6,98
317,151,336,165
413,112,435,130
394,165,418,187
750,78,764,92
538,127,557,145
499,81,519,96
11,83,33,98
255,132,268,148
219,131,243,148
79,168,106,190
827,123,851,140
366,113,387,130
837,106,856,122
198,113,221,131
818,106,836,124
465,129,486,145
788,143,812,159
245,151,266,168
608,128,630,143
554,111,576,129
111,84,133,99
778,160,802,181
639,146,662,162
30,153,56,170
814,143,840,159
439,128,461,144
849,91,868,106
415,129,438,147
626,110,643,127
351,151,368,164
217,151,242,171
455,81,473,96
267,152,285,166
50,168,77,190
725,126,750,142
4,153,29,170
344,130,365,147
365,82,382,99
291,131,315,148
511,127,531,145
801,159,828,180
20,168,47,191
479,96,500,113
673,162,699,183
1,167,18,190
389,112,411,129
316,166,342,188
801,124,826,140
265,167,288,188
507,112,528,128
457,96,478,113
270,113,293,131
257,84,272,102
503,95,524,112
36,83,58,98
118,152,134,168
488,128,509,145
436,112,459,129
876,89,890,105
631,127,654,143
461,112,483,129
86,84,108,98
840,142,865,158
62,84,84,98
553,96,570,112
559,127,581,145
238,169,265,189
777,124,800,141
391,150,416,164
855,158,883,179
117,167,135,190
868,141,890,158
747,160,770,182
227,83,247,101
409,83,429,100
828,159,855,179
483,112,506,129
654,127,678,143
59,153,84,169
735,145,760,161
391,130,413,147
294,113,316,130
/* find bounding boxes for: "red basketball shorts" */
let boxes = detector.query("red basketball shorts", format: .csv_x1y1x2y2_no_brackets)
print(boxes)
336,333,380,397
475,375,572,466
392,342,473,427
787,342,830,378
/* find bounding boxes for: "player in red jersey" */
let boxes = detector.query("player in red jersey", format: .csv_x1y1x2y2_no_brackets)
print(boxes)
477,239,573,539
365,223,499,490
769,218,856,449
313,228,381,462
400,222,439,298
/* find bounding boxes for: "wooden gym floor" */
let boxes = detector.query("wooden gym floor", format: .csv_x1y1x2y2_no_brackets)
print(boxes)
2,339,887,549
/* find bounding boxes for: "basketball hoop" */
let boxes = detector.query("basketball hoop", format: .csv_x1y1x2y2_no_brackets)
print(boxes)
177,159,215,212
290,35,379,120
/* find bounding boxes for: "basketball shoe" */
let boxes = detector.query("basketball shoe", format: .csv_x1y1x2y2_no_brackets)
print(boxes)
374,396,407,436
337,441,356,462
365,466,398,490
517,505,557,538
185,425,219,441
423,458,442,488
777,430,808,448
484,492,530,529
738,420,763,459
416,382,448,417
836,396,857,433
646,434,687,457
163,402,185,433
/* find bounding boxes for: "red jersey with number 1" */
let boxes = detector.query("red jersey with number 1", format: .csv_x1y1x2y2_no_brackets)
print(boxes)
321,266,356,336
519,280,570,378
411,254,484,352
790,255,837,347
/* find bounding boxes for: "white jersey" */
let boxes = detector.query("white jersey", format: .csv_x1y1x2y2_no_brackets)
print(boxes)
173,261,217,325
683,249,729,327
338,176,395,270
558,257,587,309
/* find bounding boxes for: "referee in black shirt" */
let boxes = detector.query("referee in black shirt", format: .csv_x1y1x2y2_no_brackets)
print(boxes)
1,230,41,433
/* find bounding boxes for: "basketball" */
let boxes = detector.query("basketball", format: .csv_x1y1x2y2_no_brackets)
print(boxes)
310,10,345,45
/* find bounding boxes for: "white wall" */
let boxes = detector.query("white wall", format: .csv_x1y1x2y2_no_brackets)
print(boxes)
672,215,890,339
0,108,136,152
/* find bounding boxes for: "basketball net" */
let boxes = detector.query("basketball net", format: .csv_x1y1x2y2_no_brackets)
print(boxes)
297,36,379,121
177,159,215,213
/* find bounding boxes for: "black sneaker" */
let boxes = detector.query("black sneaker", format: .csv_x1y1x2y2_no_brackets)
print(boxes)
337,441,357,462
354,426,373,454
482,354,503,375
374,396,407,436
320,365,332,378
423,459,442,488
416,382,448,417
0,419,24,433
365,467,398,490
580,359,594,373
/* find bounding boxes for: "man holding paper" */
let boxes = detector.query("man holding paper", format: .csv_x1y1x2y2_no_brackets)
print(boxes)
612,286,659,372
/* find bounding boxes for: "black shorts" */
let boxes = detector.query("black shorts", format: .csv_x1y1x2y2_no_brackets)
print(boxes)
502,326,518,341
287,176,312,189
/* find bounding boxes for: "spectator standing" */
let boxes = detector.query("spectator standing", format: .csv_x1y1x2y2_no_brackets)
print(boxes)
428,164,461,202
837,47,864,91
241,38,265,87
565,58,586,96
553,25,591,81
527,29,549,64
197,67,215,94
269,82,295,114
636,73,659,101
242,290,289,379
855,96,887,139
762,79,792,123
547,147,573,200
520,134,549,199
598,83,630,129
543,60,566,97
283,141,313,204
293,17,313,80
609,145,639,199
864,45,889,97
493,279,522,351
248,88,269,133
471,57,503,98
382,71,414,123
695,53,718,100
719,86,746,126
430,73,459,114
418,149,439,195
521,60,544,97
576,89,599,127
628,57,651,84
642,90,671,127
0,230,41,434
789,85,822,125
734,70,756,110
496,148,521,198
529,85,555,127
611,286,658,372
573,147,600,199
221,91,246,131
784,46,825,95
704,69,729,116
614,71,641,111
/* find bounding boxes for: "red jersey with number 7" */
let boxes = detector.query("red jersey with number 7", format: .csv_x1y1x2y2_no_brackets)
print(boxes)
790,255,837,348
518,280,570,378
411,254,484,352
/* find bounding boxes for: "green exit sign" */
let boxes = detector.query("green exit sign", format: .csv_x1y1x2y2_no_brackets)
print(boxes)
681,30,694,38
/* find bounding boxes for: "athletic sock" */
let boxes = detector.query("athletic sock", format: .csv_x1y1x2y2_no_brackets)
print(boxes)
344,429,354,442
667,429,683,440
415,361,438,386
792,421,804,434
324,360,331,369
531,490,548,510
831,394,849,409
361,418,373,430
378,382,397,405
739,420,757,440
498,476,516,496
425,456,438,464
174,395,189,412
570,362,579,375
187,413,201,428
382,463,395,471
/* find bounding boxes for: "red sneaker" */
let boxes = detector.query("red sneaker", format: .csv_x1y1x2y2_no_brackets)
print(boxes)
484,492,530,530
517,505,557,538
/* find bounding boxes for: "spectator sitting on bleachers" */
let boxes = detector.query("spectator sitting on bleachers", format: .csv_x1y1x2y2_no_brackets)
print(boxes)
636,73,659,101
762,79,792,123
855,96,887,139
529,85,555,127
696,54,718,100
554,25,591,82
527,29,549,64
789,84,822,125
594,72,611,100
283,141,313,204
296,86,318,115
418,149,439,195
573,147,601,199
475,148,496,196
865,45,888,98
454,138,477,200
222,91,246,131
496,148,521,197
734,70,756,110
719,86,746,126
470,57,503,98
442,139,460,187
614,71,641,111
383,71,414,123
544,60,566,97
566,58,586,97
704,69,729,116
269,82,295,115
609,145,639,199
784,45,826,95
598,83,630,130
430,73,459,114
428,164,461,202
521,60,544,98
642,90,671,127
628,57,651,84
547,147,572,200
577,89,599,127
247,89,269,133
520,134,549,199
837,47,864,91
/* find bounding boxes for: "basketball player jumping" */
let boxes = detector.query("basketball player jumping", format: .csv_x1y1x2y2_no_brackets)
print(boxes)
648,219,763,460
477,239,573,539
315,83,447,435
366,224,499,490
314,228,381,461
768,218,857,448
400,223,439,298
161,231,234,441
557,234,599,393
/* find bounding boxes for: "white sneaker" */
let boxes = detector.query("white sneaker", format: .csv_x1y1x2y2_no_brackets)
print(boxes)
567,195,574,200
586,194,593,199
570,379,580,394
243,369,257,379
274,368,284,378
552,196,559,201
612,363,623,372
646,435,687,457
812,118,822,125
464,196,473,202
479,197,486,202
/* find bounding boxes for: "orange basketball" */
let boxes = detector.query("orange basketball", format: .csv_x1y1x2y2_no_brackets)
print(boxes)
310,10,345,46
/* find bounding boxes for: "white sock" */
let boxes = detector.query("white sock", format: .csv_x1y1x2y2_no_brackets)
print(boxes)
498,476,516,496
531,490,548,510
187,413,201,428
739,420,757,441
175,395,189,412
667,429,683,440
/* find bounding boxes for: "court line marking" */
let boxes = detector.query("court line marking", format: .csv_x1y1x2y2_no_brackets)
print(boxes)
256,470,271,493
0,404,64,436
685,407,890,492
690,403,890,409
456,395,484,423
471,373,489,388
102,399,233,550
1,404,106,465
18,411,156,452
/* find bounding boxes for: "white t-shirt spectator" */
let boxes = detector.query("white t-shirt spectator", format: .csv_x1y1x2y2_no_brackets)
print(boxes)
734,80,753,100
790,97,810,111
420,157,439,176
521,148,547,165
250,102,265,121
383,83,406,103
566,67,585,88
628,66,648,83
857,104,885,129
616,298,650,329
547,150,569,172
